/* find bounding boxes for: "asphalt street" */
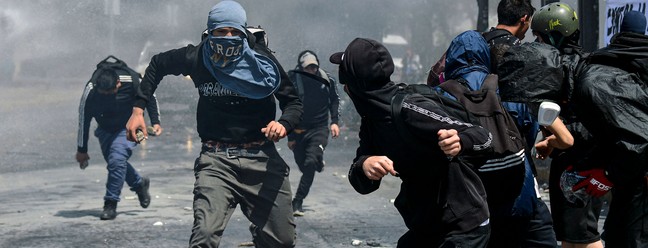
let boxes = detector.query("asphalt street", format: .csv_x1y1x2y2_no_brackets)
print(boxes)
0,79,606,248
0,80,407,248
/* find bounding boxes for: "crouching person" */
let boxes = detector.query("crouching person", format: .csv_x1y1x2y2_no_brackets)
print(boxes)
329,38,493,247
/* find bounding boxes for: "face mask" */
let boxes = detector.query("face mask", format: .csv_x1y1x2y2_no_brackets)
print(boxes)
208,35,244,67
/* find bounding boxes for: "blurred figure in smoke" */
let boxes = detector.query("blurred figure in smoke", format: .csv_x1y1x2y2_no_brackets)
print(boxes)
401,48,422,83
126,1,302,247
332,37,493,247
76,56,161,220
286,50,340,217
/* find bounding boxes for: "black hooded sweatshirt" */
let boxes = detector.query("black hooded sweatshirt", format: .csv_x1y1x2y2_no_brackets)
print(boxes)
337,38,493,236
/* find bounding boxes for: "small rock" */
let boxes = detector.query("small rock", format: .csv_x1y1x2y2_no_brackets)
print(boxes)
124,196,136,200
153,221,164,226
389,199,395,203
351,239,362,246
183,207,192,211
366,240,381,247
239,241,254,246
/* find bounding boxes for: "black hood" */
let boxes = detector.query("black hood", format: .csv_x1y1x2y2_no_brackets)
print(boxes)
330,38,394,89
591,32,648,83
330,38,398,120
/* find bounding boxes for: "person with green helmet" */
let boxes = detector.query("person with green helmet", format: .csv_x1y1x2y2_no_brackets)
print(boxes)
530,3,606,248
530,2,580,51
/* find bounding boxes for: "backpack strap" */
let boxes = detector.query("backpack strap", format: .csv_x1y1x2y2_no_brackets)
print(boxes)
390,89,418,146
290,71,305,100
438,79,466,98
482,29,513,43
480,74,499,91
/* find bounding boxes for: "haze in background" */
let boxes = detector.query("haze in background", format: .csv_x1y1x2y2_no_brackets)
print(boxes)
0,0,484,85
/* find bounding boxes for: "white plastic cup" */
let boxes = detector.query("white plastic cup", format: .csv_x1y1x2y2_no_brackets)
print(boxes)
538,102,561,126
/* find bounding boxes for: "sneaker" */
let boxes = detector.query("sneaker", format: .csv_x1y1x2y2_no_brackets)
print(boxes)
136,177,151,208
100,200,117,220
292,198,304,217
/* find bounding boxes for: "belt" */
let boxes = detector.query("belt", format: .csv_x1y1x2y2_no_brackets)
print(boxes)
293,129,306,134
201,140,267,158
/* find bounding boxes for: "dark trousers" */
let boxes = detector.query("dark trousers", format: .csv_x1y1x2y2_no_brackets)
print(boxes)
291,127,329,200
95,128,143,202
397,224,490,248
549,154,603,244
602,179,648,248
488,197,557,248
189,142,296,248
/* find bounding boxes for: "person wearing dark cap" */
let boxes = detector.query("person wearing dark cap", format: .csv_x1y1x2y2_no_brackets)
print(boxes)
621,10,647,34
125,1,302,247
286,50,340,217
330,38,493,247
77,59,161,220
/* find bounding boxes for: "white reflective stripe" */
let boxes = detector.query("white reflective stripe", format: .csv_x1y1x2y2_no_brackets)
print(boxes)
77,83,93,147
119,75,133,82
478,149,525,172
402,101,474,127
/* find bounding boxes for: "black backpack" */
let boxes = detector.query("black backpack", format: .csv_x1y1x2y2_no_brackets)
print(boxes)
439,75,526,205
89,55,141,89
390,83,479,147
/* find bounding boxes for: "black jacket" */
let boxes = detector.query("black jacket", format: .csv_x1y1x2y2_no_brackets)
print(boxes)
77,74,160,153
134,33,302,143
348,92,492,234
498,34,648,187
573,32,648,186
337,38,492,235
287,69,340,129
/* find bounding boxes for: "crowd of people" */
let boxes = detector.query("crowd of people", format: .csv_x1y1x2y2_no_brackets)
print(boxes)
75,0,648,247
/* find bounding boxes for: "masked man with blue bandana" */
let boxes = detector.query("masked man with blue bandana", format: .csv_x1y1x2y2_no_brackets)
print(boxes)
126,1,302,247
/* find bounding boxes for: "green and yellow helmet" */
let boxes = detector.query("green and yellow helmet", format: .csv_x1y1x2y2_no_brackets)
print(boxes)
531,2,579,47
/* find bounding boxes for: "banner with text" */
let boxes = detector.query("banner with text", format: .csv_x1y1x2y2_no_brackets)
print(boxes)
605,0,647,45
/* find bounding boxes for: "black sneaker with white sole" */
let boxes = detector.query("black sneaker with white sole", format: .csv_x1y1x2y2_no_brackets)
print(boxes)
292,198,304,217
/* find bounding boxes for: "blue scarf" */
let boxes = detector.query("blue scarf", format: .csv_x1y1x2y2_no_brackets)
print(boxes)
202,35,280,99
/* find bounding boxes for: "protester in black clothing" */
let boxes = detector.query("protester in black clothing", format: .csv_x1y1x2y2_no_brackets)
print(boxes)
499,5,648,246
331,37,493,247
126,1,302,247
77,63,159,220
287,50,340,217
527,3,604,248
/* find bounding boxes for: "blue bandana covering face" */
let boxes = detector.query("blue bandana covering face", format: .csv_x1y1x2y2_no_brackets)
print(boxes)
201,0,281,99
207,36,244,68
202,35,281,99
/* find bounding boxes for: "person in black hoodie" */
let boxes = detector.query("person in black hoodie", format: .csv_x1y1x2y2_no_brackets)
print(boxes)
330,38,493,247
125,1,302,247
286,50,340,217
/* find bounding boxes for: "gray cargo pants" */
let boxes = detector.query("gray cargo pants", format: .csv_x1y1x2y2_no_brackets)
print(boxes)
189,142,296,248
